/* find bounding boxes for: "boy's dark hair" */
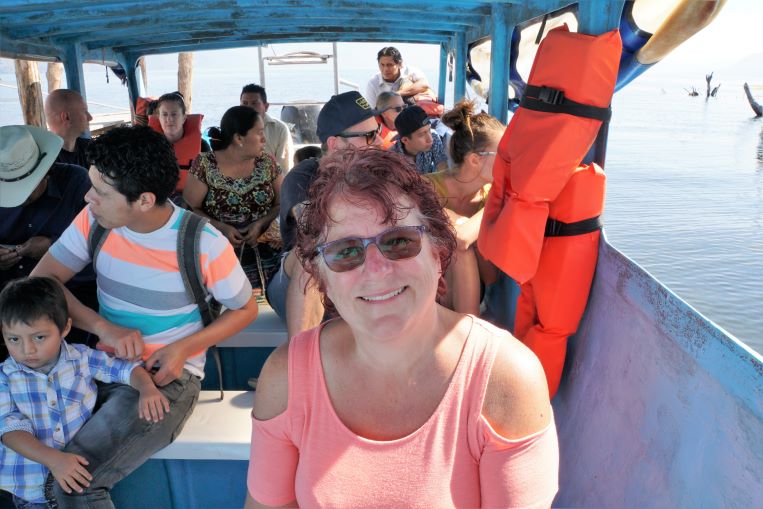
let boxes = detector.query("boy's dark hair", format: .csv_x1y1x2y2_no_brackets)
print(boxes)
240,83,267,103
86,125,179,205
0,277,69,333
377,46,403,64
294,145,322,163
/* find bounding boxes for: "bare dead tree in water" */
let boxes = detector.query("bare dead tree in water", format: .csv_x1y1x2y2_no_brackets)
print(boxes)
744,83,763,117
711,84,721,97
706,72,713,98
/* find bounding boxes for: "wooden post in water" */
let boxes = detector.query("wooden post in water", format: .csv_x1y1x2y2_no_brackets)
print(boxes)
14,60,45,127
46,62,64,92
178,52,193,113
138,57,148,93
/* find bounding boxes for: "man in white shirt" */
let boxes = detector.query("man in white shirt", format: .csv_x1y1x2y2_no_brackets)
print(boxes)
365,46,435,108
240,84,295,171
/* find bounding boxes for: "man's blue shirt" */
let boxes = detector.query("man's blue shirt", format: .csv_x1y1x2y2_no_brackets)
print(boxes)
0,163,90,285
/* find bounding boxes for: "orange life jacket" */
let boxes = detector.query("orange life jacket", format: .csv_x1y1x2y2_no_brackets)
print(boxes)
415,98,444,118
376,116,398,150
148,113,204,191
478,26,621,283
132,96,156,126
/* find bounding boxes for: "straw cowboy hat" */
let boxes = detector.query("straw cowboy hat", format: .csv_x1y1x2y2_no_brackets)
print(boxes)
0,125,63,207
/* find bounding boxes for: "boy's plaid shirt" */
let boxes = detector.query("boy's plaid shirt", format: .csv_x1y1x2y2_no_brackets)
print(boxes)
0,341,137,503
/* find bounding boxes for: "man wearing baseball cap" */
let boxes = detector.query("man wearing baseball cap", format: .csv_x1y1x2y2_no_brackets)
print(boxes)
268,91,381,338
0,125,93,356
390,105,448,174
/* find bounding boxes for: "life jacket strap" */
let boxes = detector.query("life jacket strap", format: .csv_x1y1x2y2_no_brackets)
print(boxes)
521,85,612,122
545,215,602,237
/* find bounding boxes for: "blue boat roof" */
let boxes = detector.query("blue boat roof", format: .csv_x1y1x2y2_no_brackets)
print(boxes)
0,0,623,62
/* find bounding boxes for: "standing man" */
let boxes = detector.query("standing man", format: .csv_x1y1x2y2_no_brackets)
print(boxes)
390,105,448,174
31,125,257,507
240,84,295,171
44,89,93,167
266,91,381,338
365,46,435,108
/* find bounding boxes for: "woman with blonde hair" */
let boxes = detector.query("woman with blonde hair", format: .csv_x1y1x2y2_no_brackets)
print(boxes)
424,99,504,314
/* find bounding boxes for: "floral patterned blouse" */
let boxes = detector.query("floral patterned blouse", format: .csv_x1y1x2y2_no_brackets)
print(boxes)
189,151,282,227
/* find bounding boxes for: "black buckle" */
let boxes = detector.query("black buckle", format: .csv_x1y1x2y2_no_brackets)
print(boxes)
538,86,564,105
546,218,562,236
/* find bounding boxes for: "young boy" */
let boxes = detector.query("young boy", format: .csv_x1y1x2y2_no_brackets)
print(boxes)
390,105,448,174
0,277,168,508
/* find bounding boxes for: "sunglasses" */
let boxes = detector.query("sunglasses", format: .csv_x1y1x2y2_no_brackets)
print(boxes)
476,151,497,156
336,124,382,145
383,105,407,113
315,225,427,273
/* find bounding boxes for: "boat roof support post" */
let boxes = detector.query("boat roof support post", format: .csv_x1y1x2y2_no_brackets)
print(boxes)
332,42,340,95
437,43,448,105
118,54,141,112
488,3,512,123
454,32,467,102
576,0,625,35
258,46,266,89
63,42,86,101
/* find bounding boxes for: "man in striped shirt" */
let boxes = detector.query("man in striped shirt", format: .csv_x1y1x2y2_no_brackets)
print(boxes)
31,125,258,508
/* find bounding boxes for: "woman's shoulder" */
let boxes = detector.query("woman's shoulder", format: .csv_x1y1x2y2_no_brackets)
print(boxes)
472,320,551,439
422,170,450,196
256,152,281,176
252,341,289,420
190,151,215,174
252,326,321,420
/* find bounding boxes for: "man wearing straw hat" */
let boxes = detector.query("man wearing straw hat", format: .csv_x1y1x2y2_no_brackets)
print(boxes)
0,126,94,358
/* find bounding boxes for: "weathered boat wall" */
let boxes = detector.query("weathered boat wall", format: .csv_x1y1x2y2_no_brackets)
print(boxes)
553,234,763,507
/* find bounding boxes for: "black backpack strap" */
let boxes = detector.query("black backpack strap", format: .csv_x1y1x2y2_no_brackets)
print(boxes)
177,211,224,400
88,223,109,267
521,85,612,122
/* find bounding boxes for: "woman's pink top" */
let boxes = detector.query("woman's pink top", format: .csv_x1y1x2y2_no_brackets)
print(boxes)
247,318,559,508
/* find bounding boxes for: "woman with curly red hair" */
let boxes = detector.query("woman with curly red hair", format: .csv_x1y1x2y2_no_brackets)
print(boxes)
245,148,558,508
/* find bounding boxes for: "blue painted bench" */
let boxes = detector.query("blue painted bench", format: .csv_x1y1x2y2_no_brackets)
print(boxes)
111,305,287,508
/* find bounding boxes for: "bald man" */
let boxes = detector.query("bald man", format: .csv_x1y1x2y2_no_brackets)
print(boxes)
44,89,93,167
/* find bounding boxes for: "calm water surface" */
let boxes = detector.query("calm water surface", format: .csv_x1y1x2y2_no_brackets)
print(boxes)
1,65,761,352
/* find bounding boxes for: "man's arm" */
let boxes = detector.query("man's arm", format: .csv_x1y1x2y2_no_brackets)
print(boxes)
30,253,145,359
398,77,431,97
277,122,294,172
284,251,324,339
145,292,259,386
397,67,432,98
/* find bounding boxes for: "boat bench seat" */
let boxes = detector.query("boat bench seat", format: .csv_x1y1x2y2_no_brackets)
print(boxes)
152,390,254,460
218,303,287,348
112,391,253,507
202,304,287,391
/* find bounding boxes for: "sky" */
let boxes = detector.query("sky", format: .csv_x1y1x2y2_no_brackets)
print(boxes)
651,0,762,75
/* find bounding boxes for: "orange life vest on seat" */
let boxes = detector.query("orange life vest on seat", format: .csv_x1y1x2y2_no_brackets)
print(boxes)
478,26,621,284
148,114,204,191
132,96,156,126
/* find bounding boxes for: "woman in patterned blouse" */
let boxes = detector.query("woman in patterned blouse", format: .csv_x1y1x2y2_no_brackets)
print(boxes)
184,106,284,294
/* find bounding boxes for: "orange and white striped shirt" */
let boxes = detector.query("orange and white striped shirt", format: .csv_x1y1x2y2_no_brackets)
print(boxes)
50,204,252,377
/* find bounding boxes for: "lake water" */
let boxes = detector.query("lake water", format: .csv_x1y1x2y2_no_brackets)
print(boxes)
1,62,761,353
